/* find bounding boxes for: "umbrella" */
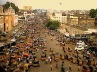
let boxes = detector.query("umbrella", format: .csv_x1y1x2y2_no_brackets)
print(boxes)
24,53,29,57
17,55,21,58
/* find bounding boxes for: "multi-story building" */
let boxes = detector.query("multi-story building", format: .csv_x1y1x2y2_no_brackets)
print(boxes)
67,15,78,25
78,15,95,27
49,12,67,24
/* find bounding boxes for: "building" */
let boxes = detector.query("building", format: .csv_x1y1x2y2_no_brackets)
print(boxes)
0,16,4,31
24,11,35,21
49,12,67,24
67,15,78,25
79,16,95,27
0,5,18,32
23,6,32,10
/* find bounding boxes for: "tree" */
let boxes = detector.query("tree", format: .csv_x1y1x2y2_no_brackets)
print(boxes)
3,1,19,14
89,9,97,18
46,20,60,30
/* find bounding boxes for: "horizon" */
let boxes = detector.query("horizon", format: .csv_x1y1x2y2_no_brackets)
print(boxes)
0,0,97,10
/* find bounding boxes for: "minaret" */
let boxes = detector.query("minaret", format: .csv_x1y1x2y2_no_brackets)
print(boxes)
0,5,3,13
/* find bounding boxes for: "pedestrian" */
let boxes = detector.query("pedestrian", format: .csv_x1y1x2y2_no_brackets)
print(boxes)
78,65,80,71
50,58,52,64
69,64,72,71
50,64,52,70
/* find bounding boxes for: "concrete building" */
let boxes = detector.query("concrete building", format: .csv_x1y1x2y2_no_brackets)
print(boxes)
0,5,18,32
24,11,35,21
67,15,78,25
79,17,95,27
49,13,67,24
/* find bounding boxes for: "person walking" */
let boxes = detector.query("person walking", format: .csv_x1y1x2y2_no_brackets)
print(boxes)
69,64,72,71
50,64,52,70
78,65,80,71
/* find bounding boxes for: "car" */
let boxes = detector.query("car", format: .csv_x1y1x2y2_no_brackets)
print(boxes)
75,46,84,51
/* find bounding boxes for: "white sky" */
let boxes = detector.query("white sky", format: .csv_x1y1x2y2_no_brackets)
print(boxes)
0,0,97,10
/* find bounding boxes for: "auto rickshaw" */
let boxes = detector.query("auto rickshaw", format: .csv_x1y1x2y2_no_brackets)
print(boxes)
67,48,72,52
32,59,40,67
87,59,95,65
54,55,58,61
70,57,77,64
43,47,47,51
52,50,56,55
82,65,90,72
11,54,16,59
13,49,18,53
33,55,37,59
60,54,65,60
12,60,18,65
41,54,46,60
24,63,30,71
77,59,83,66
32,52,35,55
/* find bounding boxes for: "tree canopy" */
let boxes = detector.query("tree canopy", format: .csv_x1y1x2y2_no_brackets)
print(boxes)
3,1,19,14
89,9,97,18
46,20,60,30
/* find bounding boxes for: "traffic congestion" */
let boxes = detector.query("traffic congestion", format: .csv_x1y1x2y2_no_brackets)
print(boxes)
0,19,97,72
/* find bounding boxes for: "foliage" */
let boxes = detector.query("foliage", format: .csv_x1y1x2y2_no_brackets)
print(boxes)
46,20,60,30
89,9,97,18
3,1,19,14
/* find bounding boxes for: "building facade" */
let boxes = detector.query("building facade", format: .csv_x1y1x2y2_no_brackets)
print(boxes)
67,15,78,25
0,5,18,32
49,13,67,24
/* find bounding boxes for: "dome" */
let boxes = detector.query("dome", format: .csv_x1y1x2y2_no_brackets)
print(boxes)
5,5,15,13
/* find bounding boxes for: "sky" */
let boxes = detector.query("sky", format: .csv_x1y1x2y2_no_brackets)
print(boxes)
0,0,97,10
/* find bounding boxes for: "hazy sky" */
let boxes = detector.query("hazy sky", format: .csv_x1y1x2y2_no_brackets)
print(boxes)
0,0,97,10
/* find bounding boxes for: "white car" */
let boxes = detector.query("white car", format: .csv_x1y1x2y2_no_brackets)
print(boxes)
76,40,87,47
75,46,84,51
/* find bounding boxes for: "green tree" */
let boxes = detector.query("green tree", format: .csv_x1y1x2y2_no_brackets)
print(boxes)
3,1,19,14
89,9,97,18
46,20,60,30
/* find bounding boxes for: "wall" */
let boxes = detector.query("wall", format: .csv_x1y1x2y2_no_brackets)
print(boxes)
0,16,4,31
15,15,18,25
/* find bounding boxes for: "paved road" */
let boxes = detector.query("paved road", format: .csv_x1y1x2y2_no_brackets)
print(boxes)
29,30,82,72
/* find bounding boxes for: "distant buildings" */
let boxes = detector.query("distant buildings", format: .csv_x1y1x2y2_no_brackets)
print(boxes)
23,6,32,10
47,9,95,27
